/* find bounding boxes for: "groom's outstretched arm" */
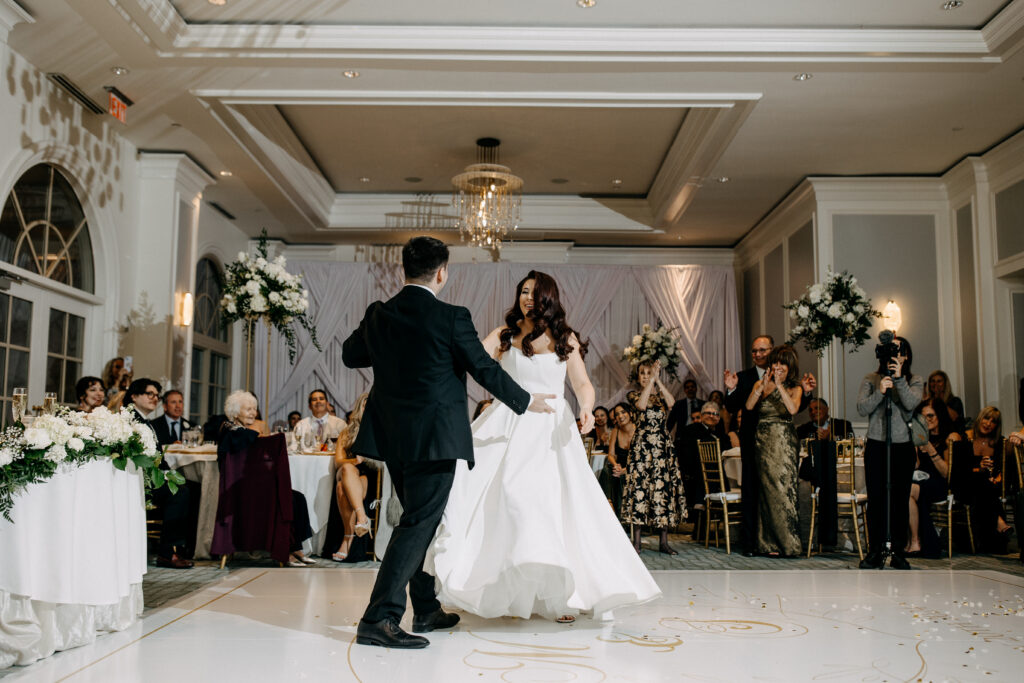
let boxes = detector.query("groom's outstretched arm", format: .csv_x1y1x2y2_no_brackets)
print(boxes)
451,307,530,415
342,303,377,369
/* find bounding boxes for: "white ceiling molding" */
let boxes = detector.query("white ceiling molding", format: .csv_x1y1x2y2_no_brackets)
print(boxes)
735,181,816,270
809,177,950,206
0,0,34,43
981,0,1024,58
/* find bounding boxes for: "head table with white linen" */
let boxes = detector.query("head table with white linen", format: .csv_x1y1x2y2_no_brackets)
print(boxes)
163,445,335,558
0,460,146,668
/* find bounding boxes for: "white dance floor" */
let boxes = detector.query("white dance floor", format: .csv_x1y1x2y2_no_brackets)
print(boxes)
6,568,1024,682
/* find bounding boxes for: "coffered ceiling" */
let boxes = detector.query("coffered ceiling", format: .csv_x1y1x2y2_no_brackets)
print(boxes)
5,0,1024,248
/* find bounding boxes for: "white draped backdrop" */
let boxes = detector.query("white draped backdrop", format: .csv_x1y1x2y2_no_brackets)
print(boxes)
254,262,742,424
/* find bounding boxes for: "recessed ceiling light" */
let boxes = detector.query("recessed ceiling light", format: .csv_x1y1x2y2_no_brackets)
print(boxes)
793,73,813,81
219,170,232,177
359,177,371,183
577,0,596,7
717,176,730,183
942,1,963,9
952,125,965,132
208,0,227,6
404,176,422,183
343,70,360,79
110,66,129,76
550,178,569,184
611,179,623,185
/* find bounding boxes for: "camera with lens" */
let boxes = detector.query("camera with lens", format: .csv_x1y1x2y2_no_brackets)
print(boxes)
874,330,900,377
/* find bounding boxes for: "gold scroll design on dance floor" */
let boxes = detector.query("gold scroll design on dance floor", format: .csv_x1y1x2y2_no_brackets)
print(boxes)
660,617,809,637
462,631,609,682
597,631,683,652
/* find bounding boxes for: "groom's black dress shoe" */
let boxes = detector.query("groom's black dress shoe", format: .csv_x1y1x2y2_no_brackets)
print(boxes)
412,609,461,633
356,618,429,649
858,552,884,569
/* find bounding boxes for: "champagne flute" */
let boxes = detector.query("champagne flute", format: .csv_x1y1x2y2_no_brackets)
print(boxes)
42,392,58,416
11,387,27,424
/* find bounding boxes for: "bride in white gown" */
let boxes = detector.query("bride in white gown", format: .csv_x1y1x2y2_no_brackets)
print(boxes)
424,271,662,621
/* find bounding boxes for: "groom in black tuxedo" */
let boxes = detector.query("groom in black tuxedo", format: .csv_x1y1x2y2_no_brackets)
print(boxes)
343,236,554,649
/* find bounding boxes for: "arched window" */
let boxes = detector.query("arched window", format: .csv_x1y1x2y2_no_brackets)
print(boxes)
190,257,231,424
0,164,95,293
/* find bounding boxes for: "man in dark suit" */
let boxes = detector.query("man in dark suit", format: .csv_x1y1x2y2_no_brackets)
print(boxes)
127,378,193,569
149,390,194,449
678,402,731,535
724,335,816,555
343,236,554,650
667,378,704,434
796,398,854,442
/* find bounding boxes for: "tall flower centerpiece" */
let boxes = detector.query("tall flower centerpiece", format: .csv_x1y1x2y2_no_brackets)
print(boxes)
0,407,185,522
784,269,881,424
622,324,684,378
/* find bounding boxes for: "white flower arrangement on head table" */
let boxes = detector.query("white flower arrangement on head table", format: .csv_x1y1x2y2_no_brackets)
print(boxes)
0,406,185,523
784,269,881,355
220,229,322,363
622,323,684,377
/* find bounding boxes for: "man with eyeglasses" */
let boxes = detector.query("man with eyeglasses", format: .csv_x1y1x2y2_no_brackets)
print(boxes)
126,378,194,569
678,403,732,539
723,335,817,556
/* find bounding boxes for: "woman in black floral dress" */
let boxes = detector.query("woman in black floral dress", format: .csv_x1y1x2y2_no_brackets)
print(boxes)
621,360,686,554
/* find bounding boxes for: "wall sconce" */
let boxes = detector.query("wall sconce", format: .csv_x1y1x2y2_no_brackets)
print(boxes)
882,300,901,333
177,291,194,327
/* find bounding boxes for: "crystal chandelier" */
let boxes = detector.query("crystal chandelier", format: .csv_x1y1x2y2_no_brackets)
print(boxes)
451,138,523,253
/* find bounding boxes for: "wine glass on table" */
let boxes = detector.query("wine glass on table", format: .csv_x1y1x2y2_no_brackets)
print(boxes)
42,392,58,416
11,387,27,424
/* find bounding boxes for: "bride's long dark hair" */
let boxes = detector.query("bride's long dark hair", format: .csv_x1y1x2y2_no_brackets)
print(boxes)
498,270,588,362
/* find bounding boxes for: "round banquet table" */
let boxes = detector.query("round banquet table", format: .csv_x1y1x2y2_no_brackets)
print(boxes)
163,447,335,558
0,460,146,669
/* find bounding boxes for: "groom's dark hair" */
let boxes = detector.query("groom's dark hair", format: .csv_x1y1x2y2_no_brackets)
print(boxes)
402,236,449,282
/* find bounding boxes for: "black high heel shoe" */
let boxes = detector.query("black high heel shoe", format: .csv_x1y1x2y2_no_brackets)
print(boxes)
658,544,678,556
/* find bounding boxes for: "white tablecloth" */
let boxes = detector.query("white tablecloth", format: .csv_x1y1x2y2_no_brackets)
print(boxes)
163,449,335,557
0,460,146,668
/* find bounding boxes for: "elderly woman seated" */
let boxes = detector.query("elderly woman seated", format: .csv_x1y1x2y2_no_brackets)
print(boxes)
223,390,314,567
332,393,377,561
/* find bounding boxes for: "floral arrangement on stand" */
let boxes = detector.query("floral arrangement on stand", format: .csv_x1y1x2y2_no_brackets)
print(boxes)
784,269,881,355
0,407,185,522
622,323,684,377
220,229,321,363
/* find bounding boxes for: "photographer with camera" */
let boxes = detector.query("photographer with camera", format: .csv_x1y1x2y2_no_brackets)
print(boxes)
856,332,924,570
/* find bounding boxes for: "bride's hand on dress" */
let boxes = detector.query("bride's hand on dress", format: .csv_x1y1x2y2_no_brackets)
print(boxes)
527,393,558,414
579,410,595,434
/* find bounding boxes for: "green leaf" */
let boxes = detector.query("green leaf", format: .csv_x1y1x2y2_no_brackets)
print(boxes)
111,457,127,471
151,469,165,488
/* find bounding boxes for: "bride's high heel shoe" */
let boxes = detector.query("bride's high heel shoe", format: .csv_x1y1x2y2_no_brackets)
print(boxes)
354,518,373,538
332,535,355,562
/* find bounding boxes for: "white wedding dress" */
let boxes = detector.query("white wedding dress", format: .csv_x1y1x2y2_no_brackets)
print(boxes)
424,346,662,620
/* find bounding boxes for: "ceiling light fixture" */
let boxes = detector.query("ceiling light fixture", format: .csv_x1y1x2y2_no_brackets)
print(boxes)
577,0,596,7
359,177,371,183
717,176,730,183
793,73,813,81
942,1,963,9
208,0,227,6
110,66,129,76
343,70,360,79
219,170,232,177
611,179,623,186
451,137,522,254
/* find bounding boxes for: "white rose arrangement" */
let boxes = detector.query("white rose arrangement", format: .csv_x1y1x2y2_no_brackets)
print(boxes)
622,323,685,376
221,229,321,363
784,269,880,355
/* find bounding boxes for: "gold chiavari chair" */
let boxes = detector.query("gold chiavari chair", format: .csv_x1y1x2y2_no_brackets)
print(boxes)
697,440,741,554
932,438,975,557
807,439,867,559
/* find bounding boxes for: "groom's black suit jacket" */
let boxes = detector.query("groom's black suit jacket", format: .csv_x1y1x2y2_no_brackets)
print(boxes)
342,285,530,467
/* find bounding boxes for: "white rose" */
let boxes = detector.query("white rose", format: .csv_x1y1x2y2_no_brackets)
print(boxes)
642,324,651,332
226,301,237,314
68,437,85,452
797,305,810,318
792,325,804,336
251,294,267,313
269,292,282,304
854,304,864,314
45,444,67,463
632,334,642,345
854,286,866,299
844,312,855,323
0,447,17,467
827,303,843,318
245,280,261,296
237,251,248,261
809,284,823,303
23,427,52,450
255,257,267,269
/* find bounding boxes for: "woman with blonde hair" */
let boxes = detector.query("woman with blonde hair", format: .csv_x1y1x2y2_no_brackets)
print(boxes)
332,393,375,561
924,370,965,431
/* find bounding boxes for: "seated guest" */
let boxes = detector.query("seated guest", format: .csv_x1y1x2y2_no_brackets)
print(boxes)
907,398,959,556
796,398,854,441
925,370,966,432
599,402,634,517
707,390,725,407
287,410,302,430
149,389,194,448
102,356,132,401
294,389,348,448
956,406,1014,552
76,375,105,413
679,403,732,533
668,378,704,433
126,378,193,569
727,410,742,449
332,394,377,561
472,398,493,420
585,406,612,453
222,390,314,567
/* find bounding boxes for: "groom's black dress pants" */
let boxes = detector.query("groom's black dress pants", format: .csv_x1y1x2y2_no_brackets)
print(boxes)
362,459,457,625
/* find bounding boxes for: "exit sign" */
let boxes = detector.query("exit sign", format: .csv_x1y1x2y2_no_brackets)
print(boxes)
104,87,133,124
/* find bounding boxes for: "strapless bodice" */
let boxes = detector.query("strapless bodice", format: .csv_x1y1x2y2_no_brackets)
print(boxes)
499,346,566,396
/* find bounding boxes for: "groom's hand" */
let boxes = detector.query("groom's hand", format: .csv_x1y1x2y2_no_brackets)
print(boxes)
527,393,557,414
